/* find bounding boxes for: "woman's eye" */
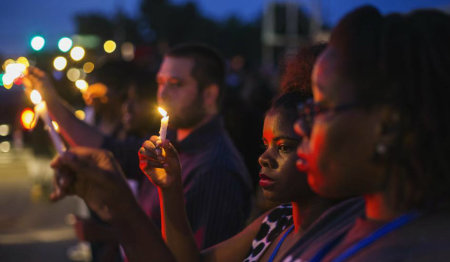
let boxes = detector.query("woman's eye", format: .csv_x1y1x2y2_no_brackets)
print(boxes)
277,144,294,153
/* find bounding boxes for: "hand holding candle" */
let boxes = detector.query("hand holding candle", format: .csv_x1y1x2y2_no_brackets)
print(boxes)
30,90,66,155
157,107,169,142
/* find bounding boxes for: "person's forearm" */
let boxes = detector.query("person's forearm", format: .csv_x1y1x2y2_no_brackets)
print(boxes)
44,93,104,148
159,184,201,262
110,198,177,262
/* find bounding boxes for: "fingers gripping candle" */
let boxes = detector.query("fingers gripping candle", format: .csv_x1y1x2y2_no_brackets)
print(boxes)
30,90,66,154
158,107,169,142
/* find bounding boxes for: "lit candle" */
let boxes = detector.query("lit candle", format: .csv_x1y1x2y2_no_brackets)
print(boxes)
157,107,169,142
30,90,66,154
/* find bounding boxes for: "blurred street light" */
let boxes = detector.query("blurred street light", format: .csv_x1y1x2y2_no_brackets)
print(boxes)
53,56,68,71
70,46,85,61
30,36,45,51
83,62,94,73
58,37,73,52
104,40,116,53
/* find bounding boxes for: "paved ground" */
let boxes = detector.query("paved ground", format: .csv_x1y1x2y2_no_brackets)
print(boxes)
0,148,82,261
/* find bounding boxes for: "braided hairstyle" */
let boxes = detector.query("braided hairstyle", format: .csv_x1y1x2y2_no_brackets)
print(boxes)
330,6,450,209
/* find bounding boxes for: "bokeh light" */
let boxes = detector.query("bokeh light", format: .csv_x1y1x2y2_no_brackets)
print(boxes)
83,62,95,73
75,79,88,92
2,61,28,88
121,42,135,61
21,108,37,130
0,124,10,136
70,46,85,61
2,74,14,87
30,36,45,51
104,40,116,53
16,57,30,67
30,90,42,105
66,68,81,82
5,63,26,75
2,59,15,71
0,141,11,153
75,110,86,120
58,37,73,52
53,56,68,71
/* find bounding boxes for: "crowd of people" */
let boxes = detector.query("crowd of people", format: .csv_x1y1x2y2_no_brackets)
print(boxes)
21,5,450,262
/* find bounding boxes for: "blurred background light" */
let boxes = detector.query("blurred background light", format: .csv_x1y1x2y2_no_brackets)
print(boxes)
103,40,116,53
74,110,86,120
16,57,30,67
53,56,68,71
82,62,94,73
0,141,11,153
2,59,15,71
0,124,10,136
75,79,88,92
72,34,100,49
121,42,135,61
30,90,42,104
21,108,37,130
30,36,45,51
58,37,73,52
70,46,85,61
66,68,81,82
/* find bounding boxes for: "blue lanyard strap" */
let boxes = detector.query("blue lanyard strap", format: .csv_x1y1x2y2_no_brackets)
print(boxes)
310,212,420,262
268,224,295,262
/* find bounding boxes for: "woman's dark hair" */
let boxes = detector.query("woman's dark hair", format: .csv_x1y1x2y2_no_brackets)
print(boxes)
272,44,327,122
270,91,304,125
331,6,450,209
280,43,327,96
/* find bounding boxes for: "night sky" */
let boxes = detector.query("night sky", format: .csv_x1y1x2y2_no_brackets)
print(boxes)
1,0,449,56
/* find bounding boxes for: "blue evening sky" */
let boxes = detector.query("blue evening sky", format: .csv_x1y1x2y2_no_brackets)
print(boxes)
0,0,449,56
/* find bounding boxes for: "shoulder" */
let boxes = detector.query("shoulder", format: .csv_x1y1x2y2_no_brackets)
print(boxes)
244,204,293,262
281,198,365,261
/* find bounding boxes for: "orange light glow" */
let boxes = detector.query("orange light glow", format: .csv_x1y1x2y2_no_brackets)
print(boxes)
21,108,37,130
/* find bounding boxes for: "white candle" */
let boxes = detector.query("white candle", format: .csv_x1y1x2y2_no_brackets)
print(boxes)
158,107,169,142
30,90,66,155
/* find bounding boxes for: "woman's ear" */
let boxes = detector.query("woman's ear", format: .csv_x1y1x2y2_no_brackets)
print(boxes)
373,106,402,160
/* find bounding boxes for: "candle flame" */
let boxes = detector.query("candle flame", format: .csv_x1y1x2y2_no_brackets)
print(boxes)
30,90,42,105
158,107,167,117
52,121,60,132
20,108,37,130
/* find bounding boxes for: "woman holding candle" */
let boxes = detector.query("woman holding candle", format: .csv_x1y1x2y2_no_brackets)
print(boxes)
136,43,364,262
138,90,362,262
284,6,450,261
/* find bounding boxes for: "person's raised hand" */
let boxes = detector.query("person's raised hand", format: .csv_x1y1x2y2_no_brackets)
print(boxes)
138,136,181,189
50,147,136,222
23,66,58,100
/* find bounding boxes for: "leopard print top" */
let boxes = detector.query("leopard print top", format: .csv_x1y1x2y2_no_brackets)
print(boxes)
244,204,293,262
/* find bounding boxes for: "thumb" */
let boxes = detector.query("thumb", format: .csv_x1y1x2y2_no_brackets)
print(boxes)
161,140,178,160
